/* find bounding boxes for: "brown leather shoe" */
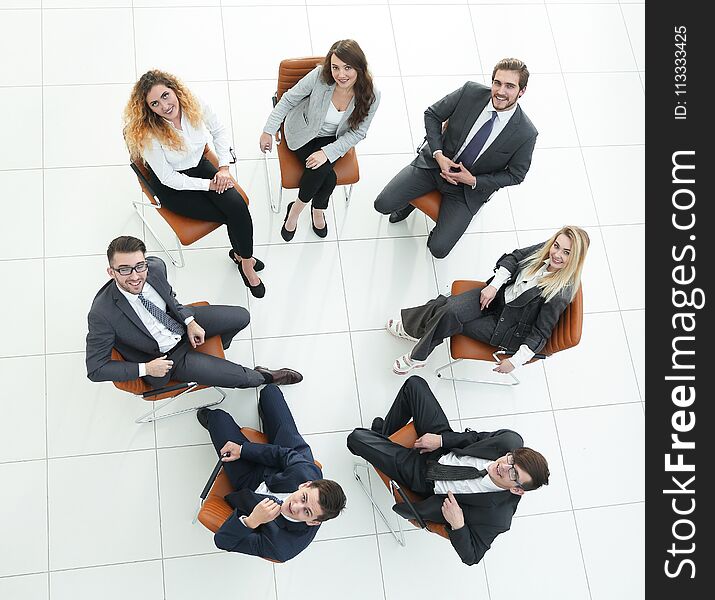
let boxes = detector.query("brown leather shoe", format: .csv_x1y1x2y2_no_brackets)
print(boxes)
255,366,303,386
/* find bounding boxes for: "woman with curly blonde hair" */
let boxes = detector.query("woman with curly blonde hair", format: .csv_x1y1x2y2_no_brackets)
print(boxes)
124,70,265,298
386,225,590,375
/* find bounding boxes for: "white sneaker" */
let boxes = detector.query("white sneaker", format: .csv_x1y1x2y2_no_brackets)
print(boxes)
385,318,419,342
393,353,427,375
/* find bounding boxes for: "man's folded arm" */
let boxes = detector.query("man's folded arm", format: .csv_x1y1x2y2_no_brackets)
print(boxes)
447,523,492,566
214,512,292,562
85,311,139,382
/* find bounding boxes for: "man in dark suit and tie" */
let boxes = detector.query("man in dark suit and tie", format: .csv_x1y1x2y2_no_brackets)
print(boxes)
347,376,550,566
374,58,538,258
198,385,346,562
86,235,302,389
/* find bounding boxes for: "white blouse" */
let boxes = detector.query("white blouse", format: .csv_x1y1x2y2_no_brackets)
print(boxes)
142,100,233,192
316,101,345,137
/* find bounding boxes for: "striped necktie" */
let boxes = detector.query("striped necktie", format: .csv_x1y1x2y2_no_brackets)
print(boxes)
137,293,185,335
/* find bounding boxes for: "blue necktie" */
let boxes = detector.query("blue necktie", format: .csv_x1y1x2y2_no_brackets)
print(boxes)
454,111,498,167
138,293,185,335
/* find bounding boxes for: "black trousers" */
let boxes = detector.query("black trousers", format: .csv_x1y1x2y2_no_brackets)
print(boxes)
204,384,313,490
292,136,338,210
346,376,453,495
401,286,501,361
149,158,254,259
143,304,265,390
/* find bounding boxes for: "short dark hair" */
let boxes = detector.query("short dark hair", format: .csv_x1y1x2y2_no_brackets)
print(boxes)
309,479,346,522
512,447,550,491
492,58,530,89
107,236,146,264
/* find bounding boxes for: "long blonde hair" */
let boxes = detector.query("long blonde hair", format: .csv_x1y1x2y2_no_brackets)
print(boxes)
520,226,590,303
123,70,203,161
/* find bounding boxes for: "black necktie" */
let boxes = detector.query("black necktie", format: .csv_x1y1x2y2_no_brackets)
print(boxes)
261,493,284,505
454,111,498,167
425,460,488,482
138,292,185,335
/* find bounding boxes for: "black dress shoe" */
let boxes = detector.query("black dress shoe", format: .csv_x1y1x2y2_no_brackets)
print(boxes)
388,204,416,224
281,201,296,242
254,366,303,386
196,408,210,430
229,249,264,272
237,260,266,298
371,417,385,434
311,209,328,238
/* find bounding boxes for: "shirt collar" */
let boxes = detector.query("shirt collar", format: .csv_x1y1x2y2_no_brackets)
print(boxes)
487,101,518,123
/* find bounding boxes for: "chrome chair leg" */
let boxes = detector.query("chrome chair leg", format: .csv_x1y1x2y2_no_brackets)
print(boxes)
353,463,406,547
135,386,227,424
132,201,185,268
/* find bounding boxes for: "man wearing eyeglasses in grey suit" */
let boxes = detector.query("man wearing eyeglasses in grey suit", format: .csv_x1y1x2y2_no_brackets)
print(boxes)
85,235,302,391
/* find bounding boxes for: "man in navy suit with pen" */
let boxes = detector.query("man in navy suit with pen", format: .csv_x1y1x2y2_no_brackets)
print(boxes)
197,385,346,562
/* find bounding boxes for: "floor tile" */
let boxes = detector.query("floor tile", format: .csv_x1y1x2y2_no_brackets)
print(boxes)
621,309,644,399
340,237,438,330
0,573,48,600
601,224,644,310
485,512,590,600
48,450,162,570
223,6,311,81
463,411,573,515
44,254,109,354
0,9,41,85
582,145,644,225
379,528,488,599
43,84,132,168
253,333,360,435
0,259,44,358
307,5,400,77
622,3,645,71
509,147,598,230
0,461,47,577
576,503,645,600
303,431,377,541
45,352,156,458
544,311,640,410
274,535,383,599
549,3,638,72
565,72,644,146
228,80,284,161
42,8,135,85
43,0,130,6
157,444,220,557
134,7,226,81
0,87,42,169
391,5,480,76
555,403,644,509
164,553,275,600
244,241,348,338
0,170,43,260
49,560,164,600
44,167,143,257
472,4,560,74
0,356,46,462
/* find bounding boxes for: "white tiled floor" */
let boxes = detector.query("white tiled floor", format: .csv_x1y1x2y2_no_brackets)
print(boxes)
0,2,644,599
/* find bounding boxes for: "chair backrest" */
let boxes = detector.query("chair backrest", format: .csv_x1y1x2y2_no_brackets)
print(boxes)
276,57,323,102
373,423,449,539
449,280,584,359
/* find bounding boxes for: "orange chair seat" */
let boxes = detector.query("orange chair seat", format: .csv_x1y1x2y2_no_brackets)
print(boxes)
410,190,442,222
373,423,449,539
449,280,583,362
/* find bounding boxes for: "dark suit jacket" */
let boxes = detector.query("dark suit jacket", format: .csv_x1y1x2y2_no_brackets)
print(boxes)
393,429,524,566
413,82,538,213
85,256,194,383
486,243,572,354
214,441,323,562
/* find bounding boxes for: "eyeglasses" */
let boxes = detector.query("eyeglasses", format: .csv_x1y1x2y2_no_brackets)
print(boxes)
505,453,523,488
110,261,148,276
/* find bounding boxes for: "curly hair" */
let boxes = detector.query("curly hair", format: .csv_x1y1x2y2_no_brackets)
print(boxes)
320,39,375,130
123,70,203,161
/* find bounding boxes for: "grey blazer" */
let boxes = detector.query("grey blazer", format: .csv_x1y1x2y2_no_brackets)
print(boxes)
413,81,538,214
85,256,194,383
263,66,381,164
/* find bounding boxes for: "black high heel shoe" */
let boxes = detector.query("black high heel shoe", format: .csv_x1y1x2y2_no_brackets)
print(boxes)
237,260,266,298
311,209,328,238
229,250,264,272
281,201,296,242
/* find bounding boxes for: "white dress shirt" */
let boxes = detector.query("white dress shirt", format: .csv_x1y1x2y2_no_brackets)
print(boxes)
116,282,194,376
141,99,233,192
432,454,502,495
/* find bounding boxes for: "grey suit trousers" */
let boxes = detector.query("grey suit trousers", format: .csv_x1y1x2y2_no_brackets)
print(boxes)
374,165,481,258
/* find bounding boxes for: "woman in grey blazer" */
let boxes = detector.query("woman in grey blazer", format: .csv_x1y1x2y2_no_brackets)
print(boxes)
386,226,590,376
260,39,380,241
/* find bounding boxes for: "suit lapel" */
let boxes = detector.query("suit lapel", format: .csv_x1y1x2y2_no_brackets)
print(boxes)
452,94,490,153
473,106,523,168
111,283,153,340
